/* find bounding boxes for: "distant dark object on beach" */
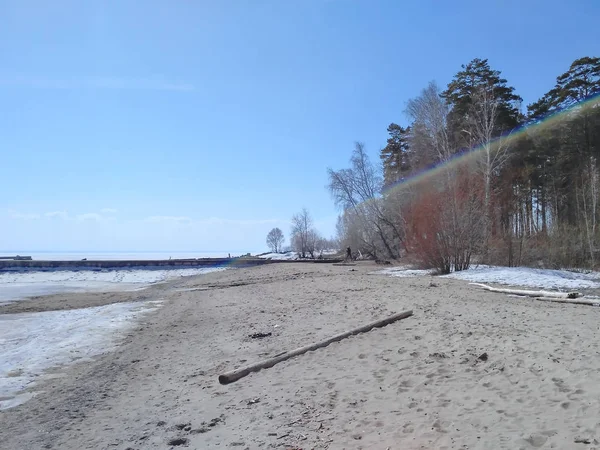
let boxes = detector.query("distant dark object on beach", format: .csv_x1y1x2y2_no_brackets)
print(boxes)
249,332,272,339
375,259,392,265
81,258,87,261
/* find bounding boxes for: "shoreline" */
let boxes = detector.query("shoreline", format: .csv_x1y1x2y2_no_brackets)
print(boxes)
0,256,343,271
0,257,270,270
3,262,600,448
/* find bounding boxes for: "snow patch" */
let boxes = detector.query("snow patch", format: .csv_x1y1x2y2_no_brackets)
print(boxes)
377,265,600,290
0,267,225,303
258,250,339,260
443,266,600,290
0,300,161,410
258,252,299,260
374,267,433,277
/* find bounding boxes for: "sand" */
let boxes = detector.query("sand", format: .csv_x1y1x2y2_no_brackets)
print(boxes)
2,262,600,449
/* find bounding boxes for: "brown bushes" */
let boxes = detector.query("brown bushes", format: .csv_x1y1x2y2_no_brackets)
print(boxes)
404,167,484,274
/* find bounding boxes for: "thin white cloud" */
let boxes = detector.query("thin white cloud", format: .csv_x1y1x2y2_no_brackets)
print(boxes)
76,213,103,221
145,216,193,224
45,211,69,219
141,216,283,226
7,209,287,228
9,211,40,220
202,217,286,225
0,75,195,92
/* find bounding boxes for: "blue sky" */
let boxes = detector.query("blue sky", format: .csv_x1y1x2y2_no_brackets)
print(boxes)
2,0,599,253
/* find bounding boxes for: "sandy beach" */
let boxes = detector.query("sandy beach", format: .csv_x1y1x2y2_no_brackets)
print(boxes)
2,262,600,449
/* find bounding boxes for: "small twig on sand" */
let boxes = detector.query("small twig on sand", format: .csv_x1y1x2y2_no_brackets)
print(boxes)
277,433,291,439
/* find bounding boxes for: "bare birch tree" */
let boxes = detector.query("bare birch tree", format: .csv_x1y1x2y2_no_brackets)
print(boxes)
266,227,285,253
404,81,482,272
579,157,599,266
405,81,452,164
464,86,513,249
291,208,313,258
328,143,403,259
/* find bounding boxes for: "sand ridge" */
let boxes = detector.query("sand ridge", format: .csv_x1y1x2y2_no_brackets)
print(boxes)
1,262,600,449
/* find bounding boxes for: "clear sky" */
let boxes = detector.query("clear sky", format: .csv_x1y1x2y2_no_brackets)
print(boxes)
2,0,599,254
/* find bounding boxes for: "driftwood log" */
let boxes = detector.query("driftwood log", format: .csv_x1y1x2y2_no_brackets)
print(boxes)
470,283,600,306
218,309,413,385
470,283,581,299
527,296,600,306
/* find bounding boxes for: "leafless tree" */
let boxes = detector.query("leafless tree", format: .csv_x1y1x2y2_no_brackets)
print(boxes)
464,86,512,249
291,208,313,258
336,209,380,258
266,227,285,253
405,81,452,165
328,143,403,259
577,157,599,266
306,228,322,258
404,81,483,272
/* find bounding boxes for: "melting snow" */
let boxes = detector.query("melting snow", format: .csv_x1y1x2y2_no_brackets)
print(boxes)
258,250,339,260
377,265,600,290
0,267,225,304
375,267,433,277
258,252,299,260
0,300,161,410
443,266,600,290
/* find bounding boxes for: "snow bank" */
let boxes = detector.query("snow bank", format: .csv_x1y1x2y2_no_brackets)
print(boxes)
0,300,161,410
377,265,600,290
444,266,600,290
258,250,339,260
375,267,433,277
0,267,225,304
258,252,299,260
0,267,225,284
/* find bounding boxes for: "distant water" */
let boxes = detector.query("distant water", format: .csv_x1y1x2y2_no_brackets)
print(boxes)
0,251,253,261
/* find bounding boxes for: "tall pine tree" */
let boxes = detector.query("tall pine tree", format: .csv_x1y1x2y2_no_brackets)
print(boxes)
441,58,522,150
527,56,600,227
380,123,411,188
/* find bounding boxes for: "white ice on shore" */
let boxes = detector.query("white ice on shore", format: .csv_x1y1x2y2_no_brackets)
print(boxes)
0,267,225,304
259,252,299,260
443,266,600,290
0,300,161,410
376,267,433,277
258,250,339,260
378,265,600,290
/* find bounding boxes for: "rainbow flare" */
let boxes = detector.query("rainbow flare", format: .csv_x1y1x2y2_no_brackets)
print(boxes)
382,92,600,196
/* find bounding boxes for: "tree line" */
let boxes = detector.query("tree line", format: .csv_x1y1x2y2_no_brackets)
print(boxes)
266,208,337,258
329,56,600,272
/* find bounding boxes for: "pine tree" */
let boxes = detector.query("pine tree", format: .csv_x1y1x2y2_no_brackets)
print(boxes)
527,56,600,227
380,123,411,188
528,57,600,116
442,58,522,150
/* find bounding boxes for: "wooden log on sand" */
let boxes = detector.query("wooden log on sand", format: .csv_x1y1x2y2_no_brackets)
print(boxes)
470,283,581,299
218,309,413,385
527,297,600,306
